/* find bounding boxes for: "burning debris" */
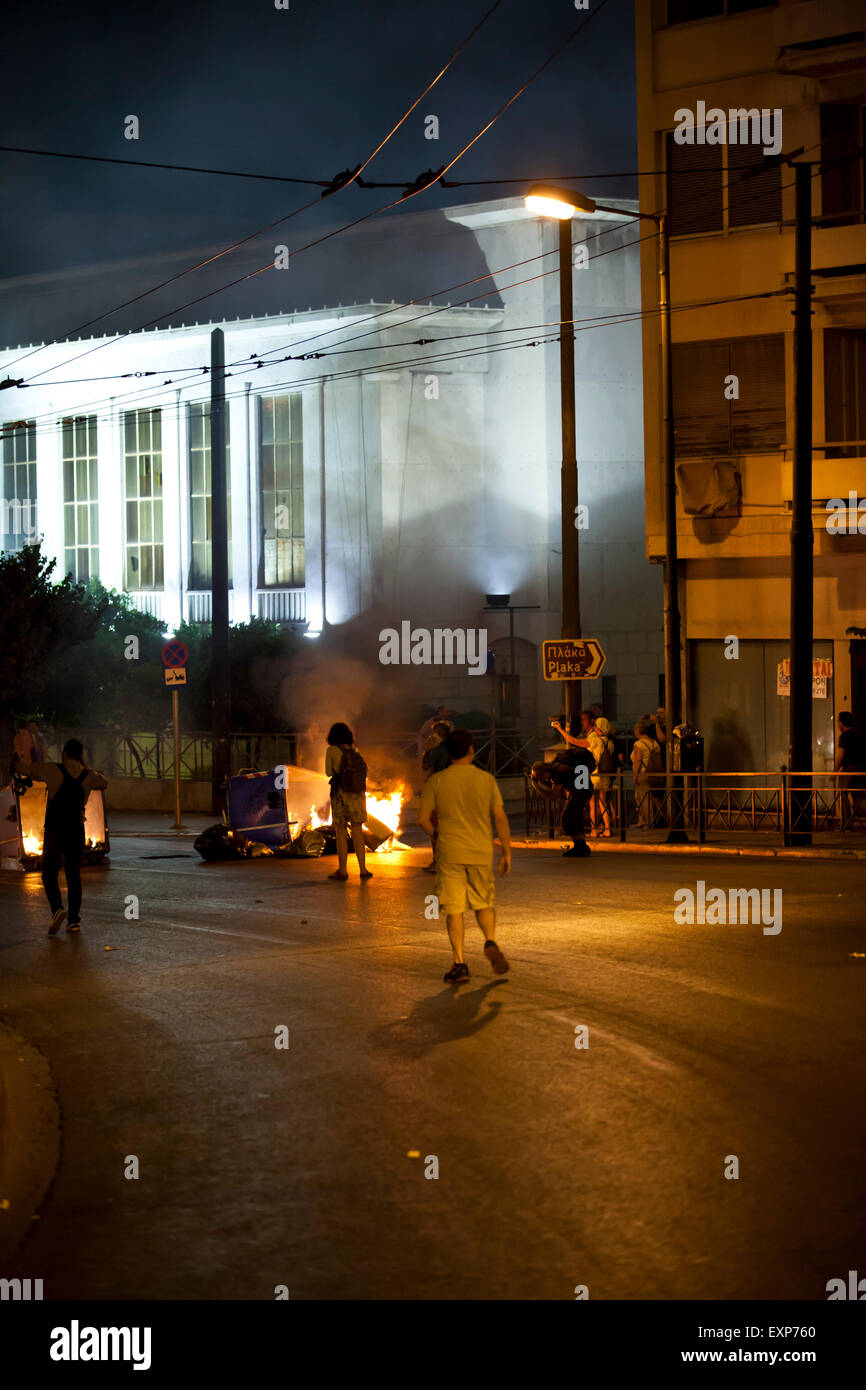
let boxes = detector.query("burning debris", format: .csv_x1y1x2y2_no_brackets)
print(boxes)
195,764,411,863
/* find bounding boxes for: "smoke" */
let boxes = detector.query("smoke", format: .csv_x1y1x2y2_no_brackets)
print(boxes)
277,611,429,793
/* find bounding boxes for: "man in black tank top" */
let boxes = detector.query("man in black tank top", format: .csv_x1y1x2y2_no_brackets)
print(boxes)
14,737,108,935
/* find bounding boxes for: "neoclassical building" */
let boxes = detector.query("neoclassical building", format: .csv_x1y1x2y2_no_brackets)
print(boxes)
1,195,661,737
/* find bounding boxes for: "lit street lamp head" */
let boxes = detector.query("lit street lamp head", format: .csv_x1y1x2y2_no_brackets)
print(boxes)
524,183,596,219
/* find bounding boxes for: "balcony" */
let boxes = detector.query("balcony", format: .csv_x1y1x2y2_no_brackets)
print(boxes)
256,589,306,623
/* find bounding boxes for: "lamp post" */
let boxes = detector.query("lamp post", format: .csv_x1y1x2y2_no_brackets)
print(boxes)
525,185,596,730
524,186,686,837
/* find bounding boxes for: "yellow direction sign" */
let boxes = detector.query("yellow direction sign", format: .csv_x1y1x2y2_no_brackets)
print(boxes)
542,638,605,681
164,667,187,687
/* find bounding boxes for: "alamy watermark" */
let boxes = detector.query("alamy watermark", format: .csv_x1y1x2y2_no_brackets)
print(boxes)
674,880,782,935
673,101,782,158
379,622,487,676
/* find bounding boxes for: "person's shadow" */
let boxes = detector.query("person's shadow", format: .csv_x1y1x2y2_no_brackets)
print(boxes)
369,980,508,1059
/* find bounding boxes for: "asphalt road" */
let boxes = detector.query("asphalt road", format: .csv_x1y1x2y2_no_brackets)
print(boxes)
1,838,864,1300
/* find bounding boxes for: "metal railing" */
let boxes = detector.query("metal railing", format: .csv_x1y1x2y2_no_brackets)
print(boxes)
42,730,298,781
525,770,866,841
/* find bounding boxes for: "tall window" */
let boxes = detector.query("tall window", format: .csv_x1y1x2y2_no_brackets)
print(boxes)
124,408,163,590
188,402,232,588
2,420,37,551
259,393,304,587
824,329,866,460
672,335,786,457
666,129,781,236
820,104,866,228
62,415,99,581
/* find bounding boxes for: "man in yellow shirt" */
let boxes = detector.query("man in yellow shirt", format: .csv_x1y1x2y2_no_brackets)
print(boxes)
418,729,511,984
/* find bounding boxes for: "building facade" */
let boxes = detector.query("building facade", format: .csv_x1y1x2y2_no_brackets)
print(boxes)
635,0,866,771
1,195,660,740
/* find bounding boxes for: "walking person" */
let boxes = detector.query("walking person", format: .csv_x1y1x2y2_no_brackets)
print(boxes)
325,722,372,881
421,720,451,873
13,737,108,935
836,711,866,830
418,729,511,984
632,721,663,829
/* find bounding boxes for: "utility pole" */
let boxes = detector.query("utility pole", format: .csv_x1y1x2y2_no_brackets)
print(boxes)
657,211,687,842
558,216,580,727
788,162,814,845
210,328,231,813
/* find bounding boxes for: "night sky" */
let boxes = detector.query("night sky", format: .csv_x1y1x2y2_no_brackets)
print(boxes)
1,0,636,344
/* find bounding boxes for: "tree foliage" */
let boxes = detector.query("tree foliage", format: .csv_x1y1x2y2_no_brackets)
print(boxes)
0,546,108,710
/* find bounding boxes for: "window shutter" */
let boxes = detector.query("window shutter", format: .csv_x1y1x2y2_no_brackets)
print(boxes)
672,341,730,457
667,132,723,236
727,142,782,227
730,336,786,451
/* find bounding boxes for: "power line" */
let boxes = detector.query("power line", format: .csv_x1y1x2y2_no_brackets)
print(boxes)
1,285,790,441
4,142,832,420
1,0,507,381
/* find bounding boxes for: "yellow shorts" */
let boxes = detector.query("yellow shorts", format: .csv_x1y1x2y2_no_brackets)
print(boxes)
434,862,495,916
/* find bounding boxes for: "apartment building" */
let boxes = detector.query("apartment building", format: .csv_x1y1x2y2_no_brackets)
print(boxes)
635,0,866,771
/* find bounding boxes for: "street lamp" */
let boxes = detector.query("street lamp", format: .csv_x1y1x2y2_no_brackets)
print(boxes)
524,183,686,839
524,184,597,729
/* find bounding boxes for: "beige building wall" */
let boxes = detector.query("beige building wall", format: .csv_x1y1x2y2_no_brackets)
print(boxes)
634,0,866,760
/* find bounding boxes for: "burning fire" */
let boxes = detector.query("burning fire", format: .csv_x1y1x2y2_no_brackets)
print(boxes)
300,786,408,851
22,832,42,855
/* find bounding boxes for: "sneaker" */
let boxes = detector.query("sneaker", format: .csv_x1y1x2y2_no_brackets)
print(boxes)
443,961,470,984
562,843,591,858
359,870,373,880
66,919,81,932
48,908,66,936
484,940,510,975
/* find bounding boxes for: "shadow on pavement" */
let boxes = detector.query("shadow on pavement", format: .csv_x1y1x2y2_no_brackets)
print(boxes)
369,979,509,1059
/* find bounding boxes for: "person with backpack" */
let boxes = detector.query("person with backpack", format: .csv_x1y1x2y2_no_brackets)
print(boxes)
631,721,664,829
586,715,615,837
548,714,597,856
325,722,372,881
13,737,108,935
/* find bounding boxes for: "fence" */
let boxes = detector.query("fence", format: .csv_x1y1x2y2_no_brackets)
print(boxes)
525,770,866,843
47,723,536,783
46,730,298,781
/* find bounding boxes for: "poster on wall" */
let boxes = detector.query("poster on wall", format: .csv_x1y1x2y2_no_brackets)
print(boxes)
776,659,832,698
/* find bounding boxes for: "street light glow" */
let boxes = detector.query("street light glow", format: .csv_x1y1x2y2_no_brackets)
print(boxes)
524,183,597,219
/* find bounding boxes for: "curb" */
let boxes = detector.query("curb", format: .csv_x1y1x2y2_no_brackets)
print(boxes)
511,838,866,863
0,1023,61,1268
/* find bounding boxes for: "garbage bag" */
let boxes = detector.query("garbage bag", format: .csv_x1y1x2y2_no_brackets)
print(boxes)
194,824,251,861
284,829,326,858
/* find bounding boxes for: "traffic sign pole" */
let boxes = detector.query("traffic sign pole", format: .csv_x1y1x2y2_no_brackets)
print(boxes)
162,640,188,832
171,687,185,831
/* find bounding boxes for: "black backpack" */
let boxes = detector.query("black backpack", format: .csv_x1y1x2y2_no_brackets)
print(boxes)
596,737,616,775
45,765,88,834
337,746,367,796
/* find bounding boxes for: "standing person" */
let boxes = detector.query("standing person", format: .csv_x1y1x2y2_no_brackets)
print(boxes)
418,729,511,983
325,722,372,881
588,716,615,837
551,712,604,848
836,711,866,830
632,721,663,829
14,738,108,935
416,705,453,761
421,721,452,874
12,720,36,766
